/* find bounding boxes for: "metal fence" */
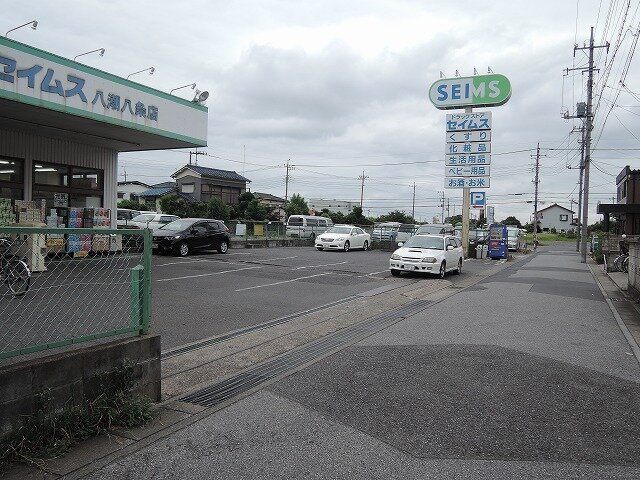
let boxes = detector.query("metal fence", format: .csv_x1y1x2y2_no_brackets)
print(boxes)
0,226,151,360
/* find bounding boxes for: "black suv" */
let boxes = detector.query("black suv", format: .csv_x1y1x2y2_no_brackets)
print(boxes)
152,218,230,256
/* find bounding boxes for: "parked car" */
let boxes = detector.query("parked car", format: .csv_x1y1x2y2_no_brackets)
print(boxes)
389,234,463,278
116,208,155,227
130,213,180,230
286,215,333,239
506,226,526,251
315,225,371,252
152,218,230,256
414,223,455,235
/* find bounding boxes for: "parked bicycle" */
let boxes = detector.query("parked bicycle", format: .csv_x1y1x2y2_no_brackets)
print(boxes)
0,238,31,296
613,235,629,273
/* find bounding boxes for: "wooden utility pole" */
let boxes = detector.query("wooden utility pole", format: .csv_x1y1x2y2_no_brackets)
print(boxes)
533,143,541,247
358,171,369,208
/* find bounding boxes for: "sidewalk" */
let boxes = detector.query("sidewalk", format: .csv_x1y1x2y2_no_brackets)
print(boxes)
6,245,640,479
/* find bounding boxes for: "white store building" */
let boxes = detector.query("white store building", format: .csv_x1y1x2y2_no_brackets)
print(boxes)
0,36,208,227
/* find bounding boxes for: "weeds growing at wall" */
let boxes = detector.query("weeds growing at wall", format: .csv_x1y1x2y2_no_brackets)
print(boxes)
0,360,153,470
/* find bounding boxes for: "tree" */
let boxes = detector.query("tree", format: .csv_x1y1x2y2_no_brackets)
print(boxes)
206,197,230,221
447,214,462,226
117,199,146,211
231,192,256,219
285,194,309,216
500,216,522,228
159,195,189,217
377,210,413,224
346,206,372,225
244,199,269,220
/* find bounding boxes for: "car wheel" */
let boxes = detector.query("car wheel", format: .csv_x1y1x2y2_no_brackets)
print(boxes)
316,247,323,251
218,241,229,254
178,242,189,257
343,241,350,252
455,257,463,275
391,269,401,277
438,261,446,279
362,240,369,251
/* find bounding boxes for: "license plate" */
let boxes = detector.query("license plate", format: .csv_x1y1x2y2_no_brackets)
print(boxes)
152,242,158,248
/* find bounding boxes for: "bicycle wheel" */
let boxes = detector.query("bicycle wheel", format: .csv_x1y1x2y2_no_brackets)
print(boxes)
622,256,629,273
6,259,31,296
614,255,624,272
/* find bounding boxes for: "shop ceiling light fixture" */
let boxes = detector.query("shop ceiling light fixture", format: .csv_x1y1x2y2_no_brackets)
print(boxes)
74,48,105,62
5,20,37,37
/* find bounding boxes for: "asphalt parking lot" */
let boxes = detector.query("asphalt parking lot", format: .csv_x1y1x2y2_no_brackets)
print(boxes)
151,246,494,350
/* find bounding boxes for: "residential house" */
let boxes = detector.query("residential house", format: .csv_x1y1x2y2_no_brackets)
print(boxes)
117,181,149,202
536,203,574,233
254,192,286,220
597,166,640,235
171,164,250,204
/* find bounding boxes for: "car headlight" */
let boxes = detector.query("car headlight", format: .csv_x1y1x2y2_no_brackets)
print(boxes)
391,254,401,260
422,257,437,263
174,235,181,239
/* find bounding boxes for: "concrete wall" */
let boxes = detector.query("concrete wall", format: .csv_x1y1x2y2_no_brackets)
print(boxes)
0,335,160,439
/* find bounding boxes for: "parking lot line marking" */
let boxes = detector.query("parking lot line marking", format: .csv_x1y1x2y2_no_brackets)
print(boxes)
252,256,299,262
293,261,348,270
367,270,389,276
157,266,262,282
156,258,247,267
235,273,332,292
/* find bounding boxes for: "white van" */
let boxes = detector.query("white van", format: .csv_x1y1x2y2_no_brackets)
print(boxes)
506,226,526,251
286,215,333,239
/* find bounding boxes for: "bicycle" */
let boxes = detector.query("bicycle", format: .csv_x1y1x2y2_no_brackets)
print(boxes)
613,252,629,273
0,238,31,296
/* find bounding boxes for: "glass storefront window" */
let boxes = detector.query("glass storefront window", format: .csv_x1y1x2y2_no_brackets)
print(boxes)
34,162,68,186
0,156,24,200
71,167,101,190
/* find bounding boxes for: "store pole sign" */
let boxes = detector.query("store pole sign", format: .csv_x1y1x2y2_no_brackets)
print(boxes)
445,165,490,177
486,206,495,225
0,37,207,144
429,74,512,110
446,153,491,165
445,111,491,189
445,177,490,189
446,130,491,142
470,191,486,208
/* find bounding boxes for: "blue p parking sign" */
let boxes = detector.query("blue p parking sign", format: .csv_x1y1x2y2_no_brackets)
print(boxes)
470,191,486,208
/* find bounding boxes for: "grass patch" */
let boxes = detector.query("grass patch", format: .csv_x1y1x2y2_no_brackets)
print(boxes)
0,360,153,471
525,233,577,243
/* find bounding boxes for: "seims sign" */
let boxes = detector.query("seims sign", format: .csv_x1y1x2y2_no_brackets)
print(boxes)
429,74,511,110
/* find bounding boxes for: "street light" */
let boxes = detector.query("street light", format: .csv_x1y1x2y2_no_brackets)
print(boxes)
126,67,154,80
5,20,38,37
74,48,105,62
169,83,196,95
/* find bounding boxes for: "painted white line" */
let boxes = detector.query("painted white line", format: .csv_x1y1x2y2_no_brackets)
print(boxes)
294,261,347,270
253,256,299,262
157,266,262,282
156,258,246,267
367,270,389,276
235,273,331,292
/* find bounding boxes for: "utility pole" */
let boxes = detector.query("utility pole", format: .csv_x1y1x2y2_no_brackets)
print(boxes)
189,150,205,166
411,183,416,221
284,159,294,203
447,198,450,221
358,171,369,208
576,123,585,252
570,27,609,262
438,191,445,223
532,143,541,247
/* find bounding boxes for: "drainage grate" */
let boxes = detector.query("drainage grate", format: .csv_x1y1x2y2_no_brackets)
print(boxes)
161,296,356,359
180,299,432,407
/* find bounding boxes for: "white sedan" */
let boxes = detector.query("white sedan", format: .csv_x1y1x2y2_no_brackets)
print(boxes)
315,225,371,252
389,234,463,278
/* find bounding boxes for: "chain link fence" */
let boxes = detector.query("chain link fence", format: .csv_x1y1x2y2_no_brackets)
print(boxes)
0,227,151,360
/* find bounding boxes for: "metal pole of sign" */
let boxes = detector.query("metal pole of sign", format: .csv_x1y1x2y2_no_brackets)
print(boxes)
461,106,472,257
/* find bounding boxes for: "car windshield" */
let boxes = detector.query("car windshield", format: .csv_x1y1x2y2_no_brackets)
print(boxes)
326,226,352,235
132,214,155,222
159,219,195,231
507,230,519,238
402,236,444,250
416,225,445,235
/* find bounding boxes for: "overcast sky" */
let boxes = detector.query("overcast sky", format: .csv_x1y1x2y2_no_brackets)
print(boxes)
4,1,639,224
